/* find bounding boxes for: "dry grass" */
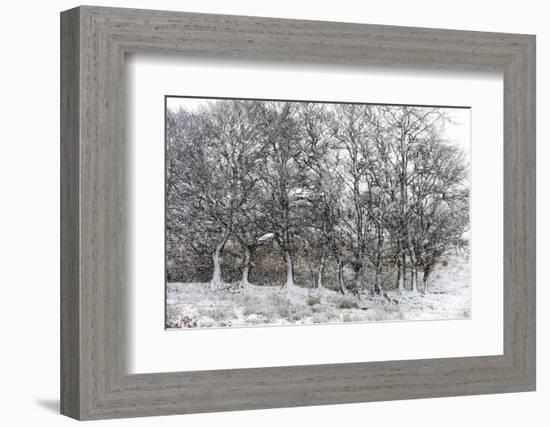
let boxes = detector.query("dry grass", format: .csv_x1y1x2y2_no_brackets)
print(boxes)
166,254,470,328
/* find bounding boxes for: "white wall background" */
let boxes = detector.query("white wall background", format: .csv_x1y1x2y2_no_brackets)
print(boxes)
0,0,546,425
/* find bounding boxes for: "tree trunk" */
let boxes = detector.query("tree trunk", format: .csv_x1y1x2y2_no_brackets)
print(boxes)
210,247,224,287
281,249,295,288
354,263,364,292
316,250,326,289
398,250,406,292
395,265,400,289
422,267,431,293
374,262,382,295
374,224,383,295
410,265,418,293
210,232,229,287
337,259,346,294
406,230,418,293
239,245,252,287
211,250,223,286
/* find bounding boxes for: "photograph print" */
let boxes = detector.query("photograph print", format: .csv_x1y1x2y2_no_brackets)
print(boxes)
165,96,470,329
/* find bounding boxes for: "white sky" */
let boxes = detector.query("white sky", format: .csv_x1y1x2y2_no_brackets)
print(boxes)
166,97,470,156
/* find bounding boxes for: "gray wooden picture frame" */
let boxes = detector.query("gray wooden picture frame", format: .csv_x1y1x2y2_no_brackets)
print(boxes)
60,5,536,420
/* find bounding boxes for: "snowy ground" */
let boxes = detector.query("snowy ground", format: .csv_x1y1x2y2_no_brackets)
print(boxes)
166,255,470,329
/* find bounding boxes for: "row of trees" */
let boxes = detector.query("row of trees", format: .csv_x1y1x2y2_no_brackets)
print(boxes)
166,100,469,295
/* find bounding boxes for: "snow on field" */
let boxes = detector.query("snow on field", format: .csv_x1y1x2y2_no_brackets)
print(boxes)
166,255,470,329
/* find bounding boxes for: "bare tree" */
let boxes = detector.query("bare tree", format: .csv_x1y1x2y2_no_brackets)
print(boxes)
167,99,470,301
378,106,451,292
166,107,234,287
208,101,271,287
296,103,342,289
332,104,374,293
407,133,470,292
257,102,306,288
361,107,396,294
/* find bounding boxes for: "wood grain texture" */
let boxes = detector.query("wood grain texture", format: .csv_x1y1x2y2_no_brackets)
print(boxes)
60,7,80,419
60,5,536,420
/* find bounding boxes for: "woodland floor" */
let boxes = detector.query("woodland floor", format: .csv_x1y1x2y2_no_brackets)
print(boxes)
166,254,470,329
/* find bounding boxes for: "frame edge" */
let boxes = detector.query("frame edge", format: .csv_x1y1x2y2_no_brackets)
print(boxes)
60,6,82,420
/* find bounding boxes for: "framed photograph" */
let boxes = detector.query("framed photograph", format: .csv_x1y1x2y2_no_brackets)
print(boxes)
61,6,536,420
164,96,472,329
